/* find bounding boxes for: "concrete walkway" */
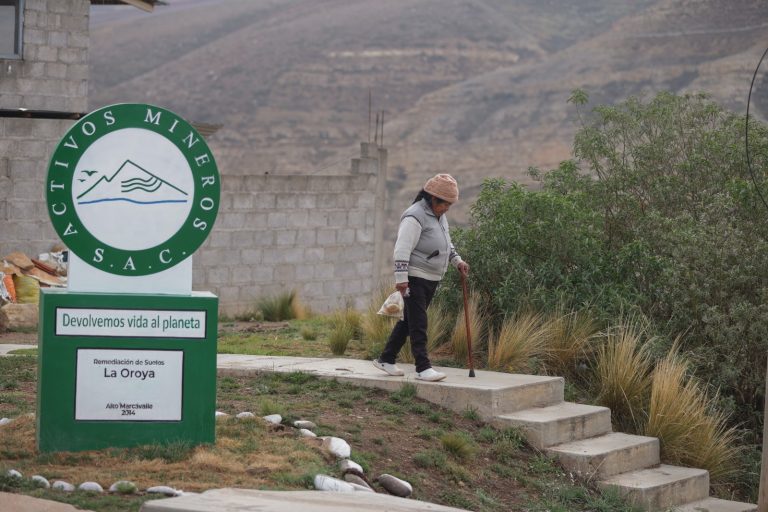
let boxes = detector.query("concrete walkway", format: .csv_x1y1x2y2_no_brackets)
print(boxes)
142,488,469,512
0,492,93,512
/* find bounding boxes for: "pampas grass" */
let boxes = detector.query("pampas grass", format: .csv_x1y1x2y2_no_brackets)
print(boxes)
592,316,653,431
542,307,599,377
258,291,297,321
644,348,741,486
487,311,550,373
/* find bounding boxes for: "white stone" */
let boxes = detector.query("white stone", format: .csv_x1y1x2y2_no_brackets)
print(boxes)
52,480,75,492
294,420,317,430
109,480,137,494
313,474,355,492
147,485,181,496
215,411,229,417
349,481,375,493
339,459,364,475
0,418,11,426
31,475,50,488
377,474,412,497
6,469,22,479
299,428,317,438
321,436,351,458
79,481,104,493
263,414,282,425
236,412,255,419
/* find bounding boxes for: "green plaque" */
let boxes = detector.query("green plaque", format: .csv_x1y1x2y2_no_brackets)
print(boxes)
37,290,218,452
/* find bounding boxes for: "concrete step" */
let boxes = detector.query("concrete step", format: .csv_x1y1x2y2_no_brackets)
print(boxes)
494,402,612,449
599,464,709,510
216,356,564,419
547,432,659,478
673,497,757,512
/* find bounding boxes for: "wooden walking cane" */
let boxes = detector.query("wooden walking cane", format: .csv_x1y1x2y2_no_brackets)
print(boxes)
460,272,476,378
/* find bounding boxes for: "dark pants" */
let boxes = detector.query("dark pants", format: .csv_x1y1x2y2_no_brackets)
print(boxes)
379,276,439,373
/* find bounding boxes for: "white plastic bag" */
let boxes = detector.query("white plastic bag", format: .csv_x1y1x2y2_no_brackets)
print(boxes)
377,290,404,320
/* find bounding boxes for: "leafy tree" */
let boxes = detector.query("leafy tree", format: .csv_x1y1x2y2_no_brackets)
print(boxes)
443,91,768,434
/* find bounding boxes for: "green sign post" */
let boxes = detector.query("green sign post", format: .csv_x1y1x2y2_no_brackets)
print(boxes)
38,103,220,452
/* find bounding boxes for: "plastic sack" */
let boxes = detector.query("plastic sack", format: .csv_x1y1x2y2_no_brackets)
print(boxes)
12,274,39,304
377,290,404,320
0,272,13,303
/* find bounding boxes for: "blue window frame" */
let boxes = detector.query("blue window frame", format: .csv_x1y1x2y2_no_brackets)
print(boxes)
0,0,24,59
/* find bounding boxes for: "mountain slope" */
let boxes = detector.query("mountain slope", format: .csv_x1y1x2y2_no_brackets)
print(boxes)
89,0,768,226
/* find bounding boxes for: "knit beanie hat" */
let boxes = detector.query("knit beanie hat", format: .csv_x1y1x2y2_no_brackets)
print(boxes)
423,173,459,203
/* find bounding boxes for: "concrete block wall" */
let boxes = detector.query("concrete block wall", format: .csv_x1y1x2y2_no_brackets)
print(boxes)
193,171,381,315
0,0,88,258
0,0,90,112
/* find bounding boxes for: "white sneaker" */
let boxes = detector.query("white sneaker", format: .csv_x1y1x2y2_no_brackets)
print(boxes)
372,359,405,376
416,368,446,382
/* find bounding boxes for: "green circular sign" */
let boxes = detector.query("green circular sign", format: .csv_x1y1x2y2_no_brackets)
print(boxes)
46,103,220,276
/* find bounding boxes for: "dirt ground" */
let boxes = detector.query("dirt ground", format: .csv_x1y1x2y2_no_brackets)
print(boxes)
0,331,36,345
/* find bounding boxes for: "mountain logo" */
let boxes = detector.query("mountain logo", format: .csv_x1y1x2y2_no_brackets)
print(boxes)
77,160,189,206
45,103,220,277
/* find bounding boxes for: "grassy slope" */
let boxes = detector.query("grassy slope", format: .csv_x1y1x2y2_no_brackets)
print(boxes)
0,346,639,512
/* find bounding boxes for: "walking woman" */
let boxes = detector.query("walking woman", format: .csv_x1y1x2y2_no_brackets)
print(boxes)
373,173,470,382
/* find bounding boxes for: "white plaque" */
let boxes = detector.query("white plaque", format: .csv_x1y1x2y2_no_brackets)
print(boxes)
57,308,206,338
75,349,184,421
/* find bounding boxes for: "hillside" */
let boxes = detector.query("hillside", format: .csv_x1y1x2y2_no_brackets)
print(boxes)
89,0,768,227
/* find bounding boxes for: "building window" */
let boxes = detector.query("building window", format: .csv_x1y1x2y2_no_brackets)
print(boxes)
0,0,24,59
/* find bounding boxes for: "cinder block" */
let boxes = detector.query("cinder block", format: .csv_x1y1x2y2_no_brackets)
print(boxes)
274,264,296,282
219,212,246,229
317,229,336,246
327,210,347,227
207,266,230,285
4,118,35,138
304,248,323,260
24,28,47,45
231,193,253,210
267,212,287,228
230,231,254,248
347,210,367,227
337,229,355,244
12,180,43,200
36,46,58,62
295,265,314,281
47,31,68,47
59,13,89,31
240,249,262,265
285,211,308,228
251,266,274,282
295,230,316,246
66,63,88,80
356,228,373,243
207,230,231,248
45,62,67,78
276,230,297,245
306,211,328,227
58,48,85,65
67,32,89,49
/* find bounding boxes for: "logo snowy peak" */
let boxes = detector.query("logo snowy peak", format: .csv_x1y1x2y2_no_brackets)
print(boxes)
77,160,189,206
45,103,220,276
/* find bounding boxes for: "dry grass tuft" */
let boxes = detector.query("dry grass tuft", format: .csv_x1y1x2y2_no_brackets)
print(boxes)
592,317,653,431
542,307,599,377
328,308,361,355
644,348,742,486
360,283,397,347
487,311,550,373
290,292,309,320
